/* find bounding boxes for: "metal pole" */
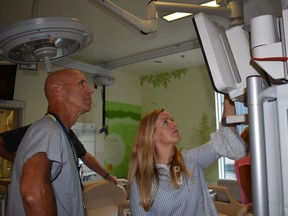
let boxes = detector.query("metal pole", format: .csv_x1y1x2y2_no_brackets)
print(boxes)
31,0,39,18
247,76,269,216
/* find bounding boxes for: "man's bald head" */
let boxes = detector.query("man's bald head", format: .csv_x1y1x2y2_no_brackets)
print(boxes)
44,69,81,100
44,68,93,119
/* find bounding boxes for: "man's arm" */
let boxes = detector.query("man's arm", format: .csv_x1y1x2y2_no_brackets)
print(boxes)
21,152,57,216
70,130,118,184
0,136,15,162
81,152,118,184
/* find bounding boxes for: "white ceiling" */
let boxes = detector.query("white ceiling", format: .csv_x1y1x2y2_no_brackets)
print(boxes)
0,0,283,76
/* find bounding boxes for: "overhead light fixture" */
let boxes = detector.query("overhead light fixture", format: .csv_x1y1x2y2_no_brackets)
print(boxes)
201,1,219,7
0,17,93,72
93,74,115,87
162,12,193,22
162,1,219,22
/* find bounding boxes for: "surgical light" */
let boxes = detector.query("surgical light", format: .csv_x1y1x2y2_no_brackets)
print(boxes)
0,17,93,72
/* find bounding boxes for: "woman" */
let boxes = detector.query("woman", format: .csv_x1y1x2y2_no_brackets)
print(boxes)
127,95,247,215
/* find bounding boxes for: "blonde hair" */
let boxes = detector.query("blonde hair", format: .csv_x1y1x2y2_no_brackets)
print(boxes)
127,109,190,211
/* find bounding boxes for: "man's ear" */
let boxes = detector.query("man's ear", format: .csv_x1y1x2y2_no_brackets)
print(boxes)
52,84,64,96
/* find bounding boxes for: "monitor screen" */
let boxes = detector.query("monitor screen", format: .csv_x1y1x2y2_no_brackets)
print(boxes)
192,13,259,101
0,63,17,100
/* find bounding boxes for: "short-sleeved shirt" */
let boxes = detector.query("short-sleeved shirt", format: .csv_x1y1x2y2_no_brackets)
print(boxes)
1,124,86,158
7,116,85,216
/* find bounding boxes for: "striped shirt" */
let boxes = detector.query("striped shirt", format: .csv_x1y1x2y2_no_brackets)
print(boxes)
129,126,247,215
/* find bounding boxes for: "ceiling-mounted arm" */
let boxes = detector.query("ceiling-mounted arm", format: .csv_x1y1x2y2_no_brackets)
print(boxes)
92,0,244,34
94,0,158,34
153,2,229,16
31,0,39,18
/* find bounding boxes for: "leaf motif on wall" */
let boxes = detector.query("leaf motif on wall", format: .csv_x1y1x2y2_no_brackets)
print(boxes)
141,68,187,89
196,113,211,144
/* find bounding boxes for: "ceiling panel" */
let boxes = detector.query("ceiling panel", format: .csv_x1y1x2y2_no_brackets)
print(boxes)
0,0,283,76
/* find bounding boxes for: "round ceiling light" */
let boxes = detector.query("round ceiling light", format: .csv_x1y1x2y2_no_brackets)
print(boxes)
0,17,93,71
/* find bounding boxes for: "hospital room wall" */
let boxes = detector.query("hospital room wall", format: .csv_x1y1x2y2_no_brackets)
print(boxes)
13,63,218,182
13,64,141,123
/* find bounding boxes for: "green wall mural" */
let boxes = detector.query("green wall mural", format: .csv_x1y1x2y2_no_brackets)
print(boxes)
140,68,187,89
104,101,141,178
194,112,218,182
196,113,212,144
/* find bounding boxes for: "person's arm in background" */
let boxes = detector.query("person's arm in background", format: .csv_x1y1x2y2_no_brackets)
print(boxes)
222,94,237,133
239,164,252,202
0,136,15,162
0,125,30,162
80,153,118,184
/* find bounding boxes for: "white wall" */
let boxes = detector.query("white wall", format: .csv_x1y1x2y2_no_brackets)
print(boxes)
14,64,48,124
107,71,141,105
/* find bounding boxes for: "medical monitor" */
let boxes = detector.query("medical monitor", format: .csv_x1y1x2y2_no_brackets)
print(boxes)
193,13,260,101
0,62,17,100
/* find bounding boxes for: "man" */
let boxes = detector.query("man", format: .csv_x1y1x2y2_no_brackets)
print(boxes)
0,125,117,183
7,69,104,216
